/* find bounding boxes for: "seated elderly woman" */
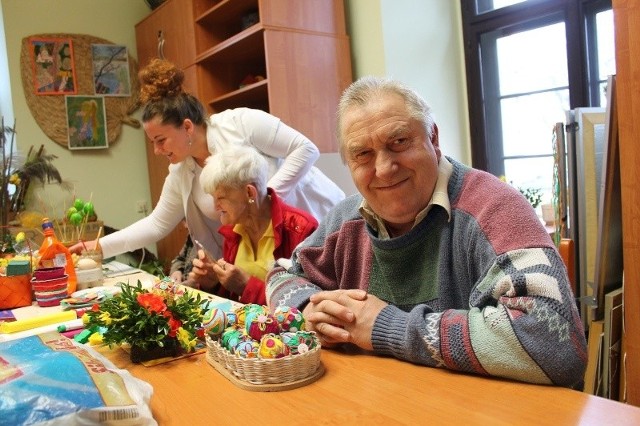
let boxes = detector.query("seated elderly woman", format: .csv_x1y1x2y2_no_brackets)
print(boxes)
189,144,319,304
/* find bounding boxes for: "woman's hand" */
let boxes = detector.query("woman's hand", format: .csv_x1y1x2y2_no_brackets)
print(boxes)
211,258,250,296
189,249,220,291
68,240,98,254
169,270,183,283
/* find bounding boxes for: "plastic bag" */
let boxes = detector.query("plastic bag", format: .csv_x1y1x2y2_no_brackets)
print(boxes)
0,331,156,425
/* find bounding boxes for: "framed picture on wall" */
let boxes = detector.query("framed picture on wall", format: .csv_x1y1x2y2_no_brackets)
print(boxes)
91,44,131,96
30,37,77,95
65,95,109,150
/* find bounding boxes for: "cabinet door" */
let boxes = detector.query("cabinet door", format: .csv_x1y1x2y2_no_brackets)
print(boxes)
135,0,196,68
265,30,352,153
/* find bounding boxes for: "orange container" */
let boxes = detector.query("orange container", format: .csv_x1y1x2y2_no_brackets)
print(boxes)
0,274,33,309
38,218,77,295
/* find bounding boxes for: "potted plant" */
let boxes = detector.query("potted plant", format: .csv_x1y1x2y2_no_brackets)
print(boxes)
1,118,66,254
84,280,207,363
517,186,543,209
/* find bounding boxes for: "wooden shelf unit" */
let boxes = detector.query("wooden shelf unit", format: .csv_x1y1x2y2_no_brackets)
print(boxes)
192,0,352,153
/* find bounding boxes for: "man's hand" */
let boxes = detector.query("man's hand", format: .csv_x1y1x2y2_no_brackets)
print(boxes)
303,289,387,350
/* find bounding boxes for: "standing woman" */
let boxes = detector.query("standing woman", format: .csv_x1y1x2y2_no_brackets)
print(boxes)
72,59,344,260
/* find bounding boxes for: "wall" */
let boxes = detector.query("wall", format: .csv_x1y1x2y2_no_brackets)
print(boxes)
1,0,151,236
0,3,11,122
380,0,469,162
315,0,469,196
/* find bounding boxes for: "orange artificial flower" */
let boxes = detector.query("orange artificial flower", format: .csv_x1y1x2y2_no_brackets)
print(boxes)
137,292,167,314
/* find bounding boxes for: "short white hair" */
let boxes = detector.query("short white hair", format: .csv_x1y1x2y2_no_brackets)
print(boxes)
200,144,268,197
336,76,435,162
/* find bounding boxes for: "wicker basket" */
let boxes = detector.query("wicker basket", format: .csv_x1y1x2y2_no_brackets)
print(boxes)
206,336,322,387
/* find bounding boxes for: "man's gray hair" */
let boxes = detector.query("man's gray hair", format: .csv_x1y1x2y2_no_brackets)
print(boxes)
200,144,268,197
336,76,435,162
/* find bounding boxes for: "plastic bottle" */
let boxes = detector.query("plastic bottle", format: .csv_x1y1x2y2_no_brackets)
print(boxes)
38,218,77,295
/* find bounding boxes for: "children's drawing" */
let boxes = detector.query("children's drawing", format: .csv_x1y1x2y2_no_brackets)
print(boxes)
91,44,131,96
30,38,77,95
66,96,108,150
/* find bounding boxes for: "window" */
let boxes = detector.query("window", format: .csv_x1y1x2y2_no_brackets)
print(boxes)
461,0,615,200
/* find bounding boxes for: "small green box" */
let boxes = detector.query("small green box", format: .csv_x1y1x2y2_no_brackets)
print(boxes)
6,259,31,276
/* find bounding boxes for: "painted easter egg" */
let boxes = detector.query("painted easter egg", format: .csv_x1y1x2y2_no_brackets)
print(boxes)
281,330,317,354
273,306,305,332
247,313,280,341
234,339,260,358
221,327,246,351
258,334,290,359
202,308,227,338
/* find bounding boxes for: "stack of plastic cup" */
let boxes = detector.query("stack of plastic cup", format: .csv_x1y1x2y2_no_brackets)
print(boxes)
31,267,69,307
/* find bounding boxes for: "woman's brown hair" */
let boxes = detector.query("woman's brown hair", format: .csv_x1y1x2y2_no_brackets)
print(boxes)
138,59,207,128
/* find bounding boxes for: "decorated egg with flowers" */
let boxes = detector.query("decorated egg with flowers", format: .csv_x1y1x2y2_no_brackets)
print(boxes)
247,313,280,341
234,304,267,329
281,331,318,355
234,339,260,358
258,333,290,359
273,306,305,332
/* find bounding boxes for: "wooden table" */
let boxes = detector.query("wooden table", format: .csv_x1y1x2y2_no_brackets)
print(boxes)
4,263,639,424
99,344,640,425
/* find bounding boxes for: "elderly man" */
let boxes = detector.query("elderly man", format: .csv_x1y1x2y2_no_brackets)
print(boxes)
266,76,587,387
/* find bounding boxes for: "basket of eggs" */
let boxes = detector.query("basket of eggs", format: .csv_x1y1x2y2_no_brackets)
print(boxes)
204,304,323,391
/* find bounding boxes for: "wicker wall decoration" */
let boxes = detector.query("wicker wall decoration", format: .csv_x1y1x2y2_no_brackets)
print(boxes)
20,33,141,149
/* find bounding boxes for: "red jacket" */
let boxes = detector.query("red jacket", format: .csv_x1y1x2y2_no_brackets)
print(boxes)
215,188,318,304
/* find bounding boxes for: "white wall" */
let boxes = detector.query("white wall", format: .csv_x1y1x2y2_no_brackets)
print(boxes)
379,0,470,162
1,0,151,234
314,0,470,197
0,3,11,123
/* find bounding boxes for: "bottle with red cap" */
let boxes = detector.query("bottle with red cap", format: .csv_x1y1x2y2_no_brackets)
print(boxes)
38,217,77,295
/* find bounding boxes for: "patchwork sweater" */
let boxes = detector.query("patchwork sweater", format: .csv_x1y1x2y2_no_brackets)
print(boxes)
266,158,587,387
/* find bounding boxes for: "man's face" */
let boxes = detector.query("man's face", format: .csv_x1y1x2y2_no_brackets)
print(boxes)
342,93,441,236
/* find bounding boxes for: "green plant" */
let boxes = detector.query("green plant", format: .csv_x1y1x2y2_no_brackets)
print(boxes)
84,280,206,352
517,187,543,209
138,258,167,278
1,118,67,252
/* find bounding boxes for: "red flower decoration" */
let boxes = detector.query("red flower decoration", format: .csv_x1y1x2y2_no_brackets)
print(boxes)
166,315,182,337
137,293,167,314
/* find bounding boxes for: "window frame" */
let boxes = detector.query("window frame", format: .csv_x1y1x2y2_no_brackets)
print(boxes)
461,0,612,173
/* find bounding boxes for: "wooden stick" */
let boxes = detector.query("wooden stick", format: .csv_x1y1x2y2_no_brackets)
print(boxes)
77,192,93,241
91,225,103,253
